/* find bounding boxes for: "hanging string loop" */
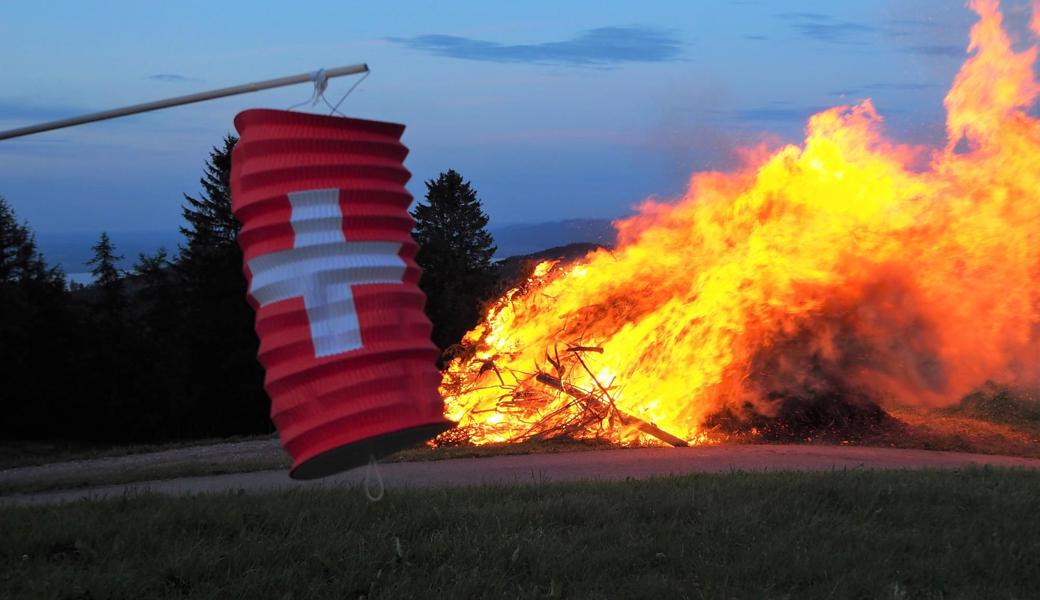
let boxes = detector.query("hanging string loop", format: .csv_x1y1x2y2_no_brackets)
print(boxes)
327,70,370,116
364,453,385,502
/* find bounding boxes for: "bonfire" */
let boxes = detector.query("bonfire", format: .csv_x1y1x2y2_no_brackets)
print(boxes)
439,0,1040,448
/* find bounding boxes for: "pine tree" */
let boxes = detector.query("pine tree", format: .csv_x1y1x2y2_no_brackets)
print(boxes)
177,135,269,437
134,247,169,281
0,196,75,440
122,247,184,440
180,135,239,257
133,248,176,335
87,232,125,315
411,169,497,351
80,230,133,440
0,197,63,287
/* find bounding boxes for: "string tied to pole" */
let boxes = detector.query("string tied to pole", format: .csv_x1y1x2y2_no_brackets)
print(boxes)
310,68,329,105
288,68,330,111
287,67,369,116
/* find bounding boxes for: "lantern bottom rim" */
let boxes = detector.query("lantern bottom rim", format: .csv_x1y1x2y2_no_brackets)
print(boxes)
289,419,455,480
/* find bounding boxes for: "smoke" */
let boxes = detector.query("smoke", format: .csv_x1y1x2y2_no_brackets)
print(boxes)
715,266,939,434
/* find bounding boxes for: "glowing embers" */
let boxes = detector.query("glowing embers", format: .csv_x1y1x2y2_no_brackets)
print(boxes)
441,340,689,447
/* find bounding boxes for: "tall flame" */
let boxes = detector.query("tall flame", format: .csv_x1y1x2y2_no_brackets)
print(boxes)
441,1,1040,446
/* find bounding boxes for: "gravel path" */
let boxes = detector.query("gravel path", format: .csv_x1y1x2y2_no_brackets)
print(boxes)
4,445,1040,507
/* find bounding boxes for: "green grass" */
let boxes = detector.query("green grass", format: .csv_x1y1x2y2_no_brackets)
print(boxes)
2,469,1039,599
943,386,1040,430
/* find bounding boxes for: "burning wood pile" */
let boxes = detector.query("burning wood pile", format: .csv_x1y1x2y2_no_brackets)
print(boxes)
438,0,1040,448
439,341,688,447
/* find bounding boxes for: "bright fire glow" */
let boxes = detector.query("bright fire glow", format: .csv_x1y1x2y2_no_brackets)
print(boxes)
440,0,1040,446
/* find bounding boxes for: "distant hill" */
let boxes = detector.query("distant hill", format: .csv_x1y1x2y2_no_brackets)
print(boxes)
494,242,604,285
36,218,618,284
490,219,616,259
35,230,184,284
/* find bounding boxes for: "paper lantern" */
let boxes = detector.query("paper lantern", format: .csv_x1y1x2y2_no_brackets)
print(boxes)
231,109,453,479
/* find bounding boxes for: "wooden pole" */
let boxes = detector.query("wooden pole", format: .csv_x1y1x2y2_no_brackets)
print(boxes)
0,63,369,141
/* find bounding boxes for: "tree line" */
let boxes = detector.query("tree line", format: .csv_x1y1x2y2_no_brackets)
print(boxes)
0,137,496,444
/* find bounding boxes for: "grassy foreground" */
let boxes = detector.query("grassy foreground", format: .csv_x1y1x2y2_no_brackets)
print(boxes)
2,469,1039,599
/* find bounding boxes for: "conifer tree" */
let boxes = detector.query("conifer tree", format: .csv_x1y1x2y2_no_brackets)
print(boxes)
177,135,269,437
0,196,74,440
133,248,176,335
87,232,125,315
411,169,497,350
0,196,63,287
180,135,239,258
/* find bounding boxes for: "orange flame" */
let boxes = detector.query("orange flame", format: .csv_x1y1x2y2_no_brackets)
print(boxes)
441,1,1040,446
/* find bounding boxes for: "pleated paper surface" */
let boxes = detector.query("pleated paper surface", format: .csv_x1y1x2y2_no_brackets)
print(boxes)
232,109,452,479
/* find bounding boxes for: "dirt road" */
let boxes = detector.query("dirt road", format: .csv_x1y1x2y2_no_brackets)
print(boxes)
0,438,287,484
4,444,1040,507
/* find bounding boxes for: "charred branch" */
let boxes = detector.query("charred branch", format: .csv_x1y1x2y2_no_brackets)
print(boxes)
534,372,688,447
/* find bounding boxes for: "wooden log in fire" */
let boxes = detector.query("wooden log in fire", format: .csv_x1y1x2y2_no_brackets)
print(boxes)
534,373,689,447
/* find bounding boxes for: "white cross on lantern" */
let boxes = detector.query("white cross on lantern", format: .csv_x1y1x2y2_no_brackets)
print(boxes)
246,188,407,358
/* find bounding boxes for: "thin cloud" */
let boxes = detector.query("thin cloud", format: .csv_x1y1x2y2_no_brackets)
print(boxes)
886,18,943,28
829,82,941,97
774,12,878,45
900,44,963,58
147,73,201,83
734,102,831,122
882,17,944,38
388,26,682,66
0,137,77,156
0,99,86,122
775,12,831,21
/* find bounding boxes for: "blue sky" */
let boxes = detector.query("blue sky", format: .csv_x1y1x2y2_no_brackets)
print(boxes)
0,0,1001,234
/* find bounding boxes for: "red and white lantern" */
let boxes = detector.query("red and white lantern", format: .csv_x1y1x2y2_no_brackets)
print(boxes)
231,109,452,479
